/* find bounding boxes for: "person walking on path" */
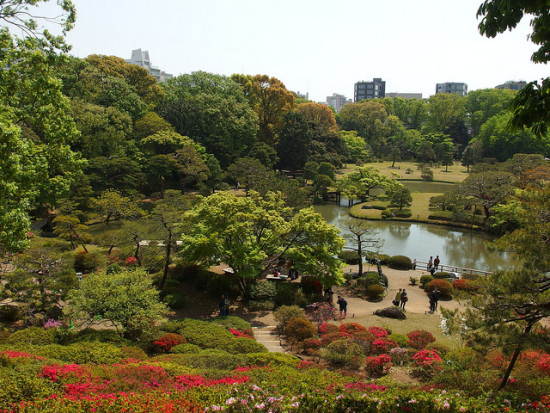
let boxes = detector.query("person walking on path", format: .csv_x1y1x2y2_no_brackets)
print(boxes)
434,256,440,271
412,259,416,270
218,295,229,316
337,295,347,318
400,289,408,311
427,256,433,271
428,290,436,313
432,288,440,311
394,288,402,306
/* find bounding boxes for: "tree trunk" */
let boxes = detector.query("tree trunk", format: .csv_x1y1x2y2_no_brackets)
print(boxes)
498,322,534,390
159,230,172,290
357,243,363,277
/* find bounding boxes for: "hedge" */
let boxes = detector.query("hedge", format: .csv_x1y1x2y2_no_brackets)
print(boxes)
426,279,453,298
387,255,412,270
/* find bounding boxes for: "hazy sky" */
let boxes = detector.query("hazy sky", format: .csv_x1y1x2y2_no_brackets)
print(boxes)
52,0,548,101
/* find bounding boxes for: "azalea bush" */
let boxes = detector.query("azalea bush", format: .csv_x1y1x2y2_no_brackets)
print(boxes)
153,333,186,353
407,330,436,349
369,326,389,338
306,301,336,324
372,338,398,354
365,353,392,377
340,322,367,334
412,349,443,380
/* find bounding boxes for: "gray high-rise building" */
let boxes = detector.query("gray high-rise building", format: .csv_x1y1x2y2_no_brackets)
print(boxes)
326,93,351,112
435,82,468,97
354,78,386,102
126,49,173,82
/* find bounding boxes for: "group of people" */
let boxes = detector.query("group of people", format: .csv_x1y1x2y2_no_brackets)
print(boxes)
393,288,408,311
427,255,440,275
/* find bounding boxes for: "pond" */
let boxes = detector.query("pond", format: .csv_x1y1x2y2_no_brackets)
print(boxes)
314,203,517,273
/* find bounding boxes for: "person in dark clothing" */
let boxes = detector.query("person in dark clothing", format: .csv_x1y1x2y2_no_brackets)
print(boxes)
400,289,408,311
337,295,347,317
434,256,440,271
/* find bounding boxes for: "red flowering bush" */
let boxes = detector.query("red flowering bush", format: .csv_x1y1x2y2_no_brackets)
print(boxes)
1,350,45,360
452,278,478,292
365,354,392,377
411,349,442,380
371,338,398,354
319,322,339,334
426,279,453,298
229,328,251,338
407,330,436,349
125,256,137,265
368,326,389,338
321,331,353,346
306,302,336,324
302,337,322,350
339,323,367,334
153,333,186,353
537,354,550,375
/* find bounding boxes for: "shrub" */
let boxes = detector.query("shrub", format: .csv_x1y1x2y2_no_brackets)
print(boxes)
318,322,339,334
407,330,436,349
302,337,322,351
453,278,479,292
73,250,104,273
274,283,306,307
338,250,362,265
366,284,385,300
388,333,408,347
426,279,453,298
300,277,323,295
170,343,202,354
387,255,412,270
412,349,442,380
211,316,253,337
120,345,148,360
273,305,305,331
205,274,238,298
105,263,121,274
340,323,367,334
421,167,433,181
323,339,363,368
153,333,186,353
426,342,451,357
227,337,268,354
306,302,336,324
372,338,398,354
0,368,55,409
248,281,277,301
377,254,390,265
6,327,55,345
389,347,409,365
392,209,412,218
176,351,245,371
356,273,380,289
34,342,123,364
162,293,186,310
173,319,234,350
244,352,299,367
369,326,389,338
75,329,131,346
420,274,434,287
285,317,315,344
0,305,21,322
433,271,450,279
365,354,392,377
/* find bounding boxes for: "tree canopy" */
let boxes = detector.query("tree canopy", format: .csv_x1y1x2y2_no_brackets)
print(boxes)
179,191,345,293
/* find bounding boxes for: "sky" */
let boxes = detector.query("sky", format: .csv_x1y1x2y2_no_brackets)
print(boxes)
38,0,549,102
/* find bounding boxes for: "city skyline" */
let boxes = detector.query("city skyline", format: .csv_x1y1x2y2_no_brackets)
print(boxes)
39,0,549,102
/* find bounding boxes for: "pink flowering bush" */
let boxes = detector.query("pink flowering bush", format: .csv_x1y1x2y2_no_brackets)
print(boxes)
371,338,398,354
412,349,443,380
407,329,436,349
43,319,63,329
368,326,389,338
229,328,251,338
365,354,392,377
306,302,336,324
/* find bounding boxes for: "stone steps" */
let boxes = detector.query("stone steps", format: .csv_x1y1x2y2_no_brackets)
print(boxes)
252,325,285,353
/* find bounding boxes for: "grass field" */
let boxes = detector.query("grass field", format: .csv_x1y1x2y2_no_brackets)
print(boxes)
350,192,437,221
338,160,469,183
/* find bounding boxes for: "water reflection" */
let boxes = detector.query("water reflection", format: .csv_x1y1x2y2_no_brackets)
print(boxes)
314,203,516,272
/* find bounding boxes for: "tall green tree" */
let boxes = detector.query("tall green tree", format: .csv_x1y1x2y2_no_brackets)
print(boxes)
0,26,84,253
342,218,380,277
336,166,402,203
179,191,345,294
65,268,168,337
277,112,311,170
158,71,259,166
477,0,550,137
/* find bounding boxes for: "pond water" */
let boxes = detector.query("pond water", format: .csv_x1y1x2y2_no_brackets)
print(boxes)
314,203,517,273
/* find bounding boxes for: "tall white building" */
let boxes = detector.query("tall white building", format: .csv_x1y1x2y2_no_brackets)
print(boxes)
326,93,351,112
126,49,173,82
